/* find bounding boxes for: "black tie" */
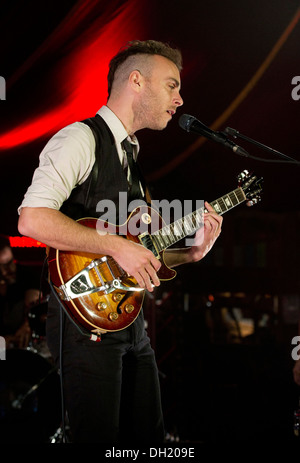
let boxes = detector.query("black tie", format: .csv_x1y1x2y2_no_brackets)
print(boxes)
122,138,141,199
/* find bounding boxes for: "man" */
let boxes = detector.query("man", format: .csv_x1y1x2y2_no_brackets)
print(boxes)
18,40,222,443
0,235,40,348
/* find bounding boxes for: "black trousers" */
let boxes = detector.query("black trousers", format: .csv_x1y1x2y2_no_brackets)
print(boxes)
46,293,165,444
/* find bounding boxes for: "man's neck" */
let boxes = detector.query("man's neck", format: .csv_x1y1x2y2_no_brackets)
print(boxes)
106,98,140,136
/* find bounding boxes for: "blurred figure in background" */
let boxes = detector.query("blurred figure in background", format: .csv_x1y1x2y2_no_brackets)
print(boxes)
0,234,40,348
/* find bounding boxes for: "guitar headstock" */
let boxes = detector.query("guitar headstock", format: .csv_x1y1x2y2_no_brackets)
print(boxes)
237,170,263,206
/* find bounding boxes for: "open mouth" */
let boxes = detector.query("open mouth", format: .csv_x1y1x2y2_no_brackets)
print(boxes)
166,110,175,116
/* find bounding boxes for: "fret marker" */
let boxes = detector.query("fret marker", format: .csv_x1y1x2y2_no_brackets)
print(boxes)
225,197,232,207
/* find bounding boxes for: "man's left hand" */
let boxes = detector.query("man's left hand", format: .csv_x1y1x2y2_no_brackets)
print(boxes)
188,201,223,262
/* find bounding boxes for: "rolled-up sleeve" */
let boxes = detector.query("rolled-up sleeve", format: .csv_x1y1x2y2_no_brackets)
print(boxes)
18,122,95,213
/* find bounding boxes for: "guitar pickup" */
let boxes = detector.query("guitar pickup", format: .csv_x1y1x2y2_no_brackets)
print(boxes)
138,232,160,258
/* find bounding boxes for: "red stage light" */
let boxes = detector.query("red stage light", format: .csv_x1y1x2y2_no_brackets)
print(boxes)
9,236,46,248
0,1,144,150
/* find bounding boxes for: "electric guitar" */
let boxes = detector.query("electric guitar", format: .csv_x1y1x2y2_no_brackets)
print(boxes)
48,170,263,334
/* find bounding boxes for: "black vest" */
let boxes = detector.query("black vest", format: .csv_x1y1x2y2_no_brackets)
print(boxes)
60,115,146,224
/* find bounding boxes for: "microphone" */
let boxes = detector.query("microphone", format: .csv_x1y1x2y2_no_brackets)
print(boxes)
178,114,249,157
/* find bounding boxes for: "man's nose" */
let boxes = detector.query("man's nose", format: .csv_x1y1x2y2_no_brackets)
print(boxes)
174,91,183,107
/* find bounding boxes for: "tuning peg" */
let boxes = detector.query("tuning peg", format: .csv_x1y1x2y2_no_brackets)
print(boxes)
246,199,257,207
246,195,262,206
237,170,250,182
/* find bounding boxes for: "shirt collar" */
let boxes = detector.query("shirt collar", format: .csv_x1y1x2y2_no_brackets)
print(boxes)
96,105,139,151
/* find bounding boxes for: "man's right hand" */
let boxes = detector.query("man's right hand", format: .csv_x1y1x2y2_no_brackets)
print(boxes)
111,237,161,292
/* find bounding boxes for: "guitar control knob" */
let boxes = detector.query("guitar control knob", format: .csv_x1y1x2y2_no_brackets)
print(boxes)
96,302,107,311
112,293,123,302
108,312,119,321
125,304,134,314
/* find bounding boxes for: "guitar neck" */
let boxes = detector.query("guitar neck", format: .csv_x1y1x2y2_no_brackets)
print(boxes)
151,187,246,252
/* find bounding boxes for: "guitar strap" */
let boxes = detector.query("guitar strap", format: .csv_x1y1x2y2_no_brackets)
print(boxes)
49,280,93,339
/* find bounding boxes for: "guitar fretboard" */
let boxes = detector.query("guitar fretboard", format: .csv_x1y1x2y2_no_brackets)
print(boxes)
210,187,246,215
151,187,246,253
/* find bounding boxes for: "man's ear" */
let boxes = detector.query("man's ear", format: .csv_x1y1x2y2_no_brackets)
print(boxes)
129,70,143,93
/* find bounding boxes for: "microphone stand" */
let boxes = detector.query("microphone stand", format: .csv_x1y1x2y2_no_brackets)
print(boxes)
224,127,300,165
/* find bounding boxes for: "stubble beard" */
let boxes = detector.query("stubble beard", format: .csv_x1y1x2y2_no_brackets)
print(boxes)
134,86,168,131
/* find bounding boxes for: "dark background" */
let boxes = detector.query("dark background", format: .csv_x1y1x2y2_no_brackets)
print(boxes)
0,0,299,446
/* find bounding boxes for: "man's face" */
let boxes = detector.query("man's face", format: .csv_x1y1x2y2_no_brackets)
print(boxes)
0,246,17,285
137,55,183,131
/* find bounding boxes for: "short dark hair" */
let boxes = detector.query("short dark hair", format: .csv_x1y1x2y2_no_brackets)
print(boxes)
107,40,183,96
